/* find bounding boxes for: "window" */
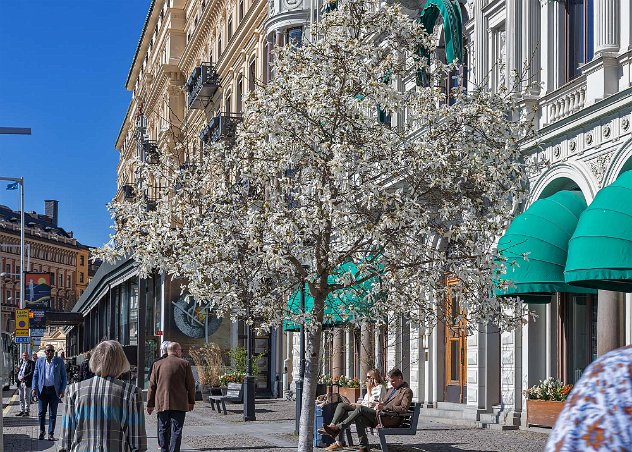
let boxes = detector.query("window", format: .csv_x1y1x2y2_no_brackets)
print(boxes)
5,290,10,304
5,263,10,274
66,274,71,288
225,93,232,113
248,58,256,92
491,25,506,91
228,18,233,41
80,272,84,283
51,272,55,285
567,0,594,80
58,274,63,286
236,76,243,113
239,0,244,21
287,27,302,47
218,35,222,58
16,292,20,305
80,255,85,266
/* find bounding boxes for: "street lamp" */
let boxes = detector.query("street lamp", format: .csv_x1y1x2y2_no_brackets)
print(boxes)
0,271,9,452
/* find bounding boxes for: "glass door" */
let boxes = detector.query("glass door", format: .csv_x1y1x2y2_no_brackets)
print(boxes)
444,279,467,403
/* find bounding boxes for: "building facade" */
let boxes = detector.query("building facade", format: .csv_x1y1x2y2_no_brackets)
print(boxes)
0,200,90,338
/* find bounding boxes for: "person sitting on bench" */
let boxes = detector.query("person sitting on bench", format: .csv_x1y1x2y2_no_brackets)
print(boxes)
321,368,413,452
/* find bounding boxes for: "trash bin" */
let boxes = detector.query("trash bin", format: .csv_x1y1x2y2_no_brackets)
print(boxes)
314,403,337,448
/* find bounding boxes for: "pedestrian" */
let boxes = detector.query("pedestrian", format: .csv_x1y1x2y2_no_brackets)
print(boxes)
78,351,94,381
59,340,147,452
150,340,171,450
32,344,68,441
321,368,387,451
322,368,413,452
15,351,35,417
147,342,195,452
546,345,632,451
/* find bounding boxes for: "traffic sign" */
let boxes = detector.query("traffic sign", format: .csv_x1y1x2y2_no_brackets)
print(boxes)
15,328,29,337
30,328,45,337
31,337,41,347
16,309,30,330
15,336,30,343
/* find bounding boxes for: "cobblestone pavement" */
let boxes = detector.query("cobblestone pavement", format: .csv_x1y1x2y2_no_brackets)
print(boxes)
3,388,549,452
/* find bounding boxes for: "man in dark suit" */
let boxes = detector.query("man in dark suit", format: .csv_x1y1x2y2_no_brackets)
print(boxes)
16,351,35,416
322,368,413,452
147,342,195,452
32,344,68,441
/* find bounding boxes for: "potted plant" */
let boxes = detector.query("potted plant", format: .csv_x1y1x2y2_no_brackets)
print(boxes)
524,377,573,428
336,375,361,402
189,342,224,397
218,346,264,395
317,374,333,396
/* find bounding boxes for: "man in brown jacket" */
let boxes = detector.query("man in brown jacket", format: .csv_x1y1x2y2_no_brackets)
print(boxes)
322,368,413,452
147,342,195,452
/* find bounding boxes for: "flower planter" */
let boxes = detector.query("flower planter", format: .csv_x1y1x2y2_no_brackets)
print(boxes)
338,387,361,403
526,400,565,428
316,384,329,397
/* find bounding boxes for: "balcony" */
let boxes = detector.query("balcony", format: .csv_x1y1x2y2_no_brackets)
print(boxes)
200,112,242,144
539,75,587,128
139,139,159,164
120,184,135,200
186,62,220,109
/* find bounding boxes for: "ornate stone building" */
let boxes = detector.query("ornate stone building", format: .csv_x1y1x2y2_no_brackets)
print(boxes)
0,200,90,333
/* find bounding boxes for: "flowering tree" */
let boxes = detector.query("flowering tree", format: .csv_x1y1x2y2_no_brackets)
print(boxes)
99,0,534,448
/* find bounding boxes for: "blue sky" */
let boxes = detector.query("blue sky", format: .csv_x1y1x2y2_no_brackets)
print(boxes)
0,1,149,248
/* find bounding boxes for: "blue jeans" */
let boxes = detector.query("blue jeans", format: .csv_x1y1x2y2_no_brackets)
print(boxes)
158,410,186,452
38,386,60,435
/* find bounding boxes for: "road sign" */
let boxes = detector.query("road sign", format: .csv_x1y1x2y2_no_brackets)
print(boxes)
30,328,45,337
16,309,30,330
31,337,41,347
15,336,30,344
15,328,29,337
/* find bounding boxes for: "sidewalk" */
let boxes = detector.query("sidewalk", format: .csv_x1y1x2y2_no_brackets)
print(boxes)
2,389,548,451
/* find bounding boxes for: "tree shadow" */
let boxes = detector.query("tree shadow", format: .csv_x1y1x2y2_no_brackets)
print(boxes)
2,416,40,427
386,443,484,452
2,433,54,451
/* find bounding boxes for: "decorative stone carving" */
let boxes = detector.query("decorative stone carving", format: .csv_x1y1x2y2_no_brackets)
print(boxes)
569,140,577,152
283,0,302,10
603,125,611,138
623,117,630,131
586,133,593,146
588,153,612,187
553,145,561,158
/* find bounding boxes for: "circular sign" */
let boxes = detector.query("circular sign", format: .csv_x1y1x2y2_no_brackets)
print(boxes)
173,295,222,339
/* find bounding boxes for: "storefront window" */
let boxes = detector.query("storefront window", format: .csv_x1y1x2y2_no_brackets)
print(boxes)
564,294,597,384
129,279,138,345
120,282,130,344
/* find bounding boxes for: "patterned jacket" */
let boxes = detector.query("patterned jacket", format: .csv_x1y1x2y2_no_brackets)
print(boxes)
546,345,632,451
60,376,147,452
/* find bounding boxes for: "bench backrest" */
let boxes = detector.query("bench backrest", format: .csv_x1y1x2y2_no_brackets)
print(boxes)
398,402,421,430
226,382,243,399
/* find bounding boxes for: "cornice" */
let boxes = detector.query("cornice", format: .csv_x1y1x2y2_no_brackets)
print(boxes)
127,0,162,90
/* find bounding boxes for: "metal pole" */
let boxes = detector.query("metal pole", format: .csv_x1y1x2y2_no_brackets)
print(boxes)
0,272,7,452
294,278,306,435
243,307,256,421
19,178,24,310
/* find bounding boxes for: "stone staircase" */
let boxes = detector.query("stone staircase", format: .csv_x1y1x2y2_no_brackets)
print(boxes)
419,402,519,430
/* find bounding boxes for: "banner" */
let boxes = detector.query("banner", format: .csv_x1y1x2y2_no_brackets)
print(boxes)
25,272,51,310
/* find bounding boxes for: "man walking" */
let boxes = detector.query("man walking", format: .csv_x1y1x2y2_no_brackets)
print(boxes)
32,344,67,441
147,342,195,452
15,351,35,417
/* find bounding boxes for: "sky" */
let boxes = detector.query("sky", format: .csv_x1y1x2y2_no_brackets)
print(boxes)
0,1,150,248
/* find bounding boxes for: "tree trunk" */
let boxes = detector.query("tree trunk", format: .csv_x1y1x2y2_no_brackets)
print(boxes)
297,297,325,451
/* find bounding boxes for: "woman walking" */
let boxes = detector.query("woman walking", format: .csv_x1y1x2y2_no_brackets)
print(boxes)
60,340,147,451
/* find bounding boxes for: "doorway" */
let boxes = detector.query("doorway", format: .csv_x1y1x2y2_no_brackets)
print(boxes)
444,280,467,403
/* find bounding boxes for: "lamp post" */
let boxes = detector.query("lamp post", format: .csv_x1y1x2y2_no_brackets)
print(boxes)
294,273,306,435
0,271,8,452
243,306,256,421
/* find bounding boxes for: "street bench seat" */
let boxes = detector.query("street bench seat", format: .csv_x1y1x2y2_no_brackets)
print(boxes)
208,382,243,415
342,402,421,452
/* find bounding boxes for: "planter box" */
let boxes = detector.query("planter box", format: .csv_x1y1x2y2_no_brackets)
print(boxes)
338,387,361,403
526,400,565,428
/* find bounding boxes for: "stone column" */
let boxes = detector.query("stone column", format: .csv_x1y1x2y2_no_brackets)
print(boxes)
505,0,522,87
597,290,621,356
521,0,541,93
345,327,354,377
626,293,632,346
540,0,566,92
595,0,620,54
332,327,345,377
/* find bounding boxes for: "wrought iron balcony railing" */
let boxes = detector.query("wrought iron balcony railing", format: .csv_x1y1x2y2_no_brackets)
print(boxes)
199,112,242,144
186,62,220,109
120,184,135,200
139,139,159,164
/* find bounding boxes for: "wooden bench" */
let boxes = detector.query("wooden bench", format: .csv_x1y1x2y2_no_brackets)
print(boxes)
208,382,243,415
342,402,421,452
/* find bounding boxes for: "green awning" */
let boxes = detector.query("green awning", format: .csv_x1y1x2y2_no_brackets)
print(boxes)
283,261,382,331
419,0,463,64
497,190,596,303
565,170,632,292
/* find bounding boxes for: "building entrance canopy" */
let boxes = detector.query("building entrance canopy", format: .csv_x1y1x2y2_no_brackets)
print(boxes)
283,261,382,331
565,170,632,292
497,190,596,303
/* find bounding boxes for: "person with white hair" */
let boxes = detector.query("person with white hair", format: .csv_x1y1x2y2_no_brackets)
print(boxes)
59,340,147,451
